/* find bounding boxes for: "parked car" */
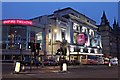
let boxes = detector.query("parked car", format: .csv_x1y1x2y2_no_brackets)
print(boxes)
110,57,118,65
23,57,42,66
23,57,31,66
104,57,110,65
87,59,98,64
32,59,42,66
70,60,80,65
58,59,72,66
97,57,104,64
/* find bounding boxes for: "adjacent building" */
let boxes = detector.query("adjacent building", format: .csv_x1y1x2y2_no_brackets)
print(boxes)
98,12,120,58
1,19,47,60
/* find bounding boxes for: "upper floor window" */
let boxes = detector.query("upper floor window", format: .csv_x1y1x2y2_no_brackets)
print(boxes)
89,29,94,36
73,33,77,44
82,26,87,34
73,23,79,31
87,20,90,22
61,28,66,41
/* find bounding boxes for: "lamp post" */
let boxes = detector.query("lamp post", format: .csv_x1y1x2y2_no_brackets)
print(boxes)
68,45,70,61
19,43,22,61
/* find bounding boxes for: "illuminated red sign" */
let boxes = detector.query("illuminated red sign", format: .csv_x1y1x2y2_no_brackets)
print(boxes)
2,20,33,26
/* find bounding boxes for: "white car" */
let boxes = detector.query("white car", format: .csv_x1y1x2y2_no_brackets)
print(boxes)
110,57,118,65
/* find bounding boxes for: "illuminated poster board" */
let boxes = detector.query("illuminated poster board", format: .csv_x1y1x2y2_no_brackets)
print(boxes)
78,34,85,45
78,34,88,45
91,38,99,47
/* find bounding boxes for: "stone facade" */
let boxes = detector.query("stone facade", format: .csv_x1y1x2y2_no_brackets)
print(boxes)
32,7,103,62
98,11,120,58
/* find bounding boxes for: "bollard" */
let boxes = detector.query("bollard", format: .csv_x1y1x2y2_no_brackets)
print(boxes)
22,65,25,72
14,62,21,73
108,62,111,67
62,63,67,72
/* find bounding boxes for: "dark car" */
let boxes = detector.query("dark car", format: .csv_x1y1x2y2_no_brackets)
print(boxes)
23,57,31,66
32,59,42,66
104,58,110,65
23,57,42,66
70,60,80,65
57,59,71,66
44,59,58,66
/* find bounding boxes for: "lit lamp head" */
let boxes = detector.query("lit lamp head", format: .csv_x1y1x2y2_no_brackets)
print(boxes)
36,33,38,36
54,29,57,33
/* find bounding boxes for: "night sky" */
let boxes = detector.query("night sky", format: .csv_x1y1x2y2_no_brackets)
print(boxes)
2,2,118,27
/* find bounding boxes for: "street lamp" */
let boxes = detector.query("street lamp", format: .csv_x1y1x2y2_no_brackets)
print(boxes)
51,27,57,57
19,43,22,61
54,29,57,33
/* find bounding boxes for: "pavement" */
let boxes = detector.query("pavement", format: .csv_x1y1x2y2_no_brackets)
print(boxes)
1,63,119,79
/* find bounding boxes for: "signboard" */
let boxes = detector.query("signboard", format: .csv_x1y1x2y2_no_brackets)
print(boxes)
78,33,88,45
2,19,32,26
78,34,85,44
91,38,99,47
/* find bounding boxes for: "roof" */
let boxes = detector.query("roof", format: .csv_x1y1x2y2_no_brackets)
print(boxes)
54,7,96,23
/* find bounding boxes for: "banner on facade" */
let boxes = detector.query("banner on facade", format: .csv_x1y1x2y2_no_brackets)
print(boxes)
91,38,99,47
78,33,88,45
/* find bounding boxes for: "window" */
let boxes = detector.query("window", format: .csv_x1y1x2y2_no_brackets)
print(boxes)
73,33,77,44
91,49,94,53
62,31,65,40
83,48,88,53
82,55,86,59
7,26,26,49
61,29,66,41
73,23,79,31
85,29,88,34
89,29,94,36
79,26,82,32
74,47,80,52
77,26,79,31
87,20,90,22
82,26,87,33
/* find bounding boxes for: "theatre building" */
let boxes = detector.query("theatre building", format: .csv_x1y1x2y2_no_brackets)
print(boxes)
32,7,103,64
1,19,47,61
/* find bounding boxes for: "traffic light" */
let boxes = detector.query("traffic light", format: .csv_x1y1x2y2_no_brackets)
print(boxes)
36,43,40,50
31,43,36,52
34,43,36,49
36,43,40,56
28,42,31,49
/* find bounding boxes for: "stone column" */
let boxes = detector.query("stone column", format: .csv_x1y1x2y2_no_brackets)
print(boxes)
69,19,74,44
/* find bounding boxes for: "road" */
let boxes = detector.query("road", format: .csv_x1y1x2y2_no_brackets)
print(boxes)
1,63,119,80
